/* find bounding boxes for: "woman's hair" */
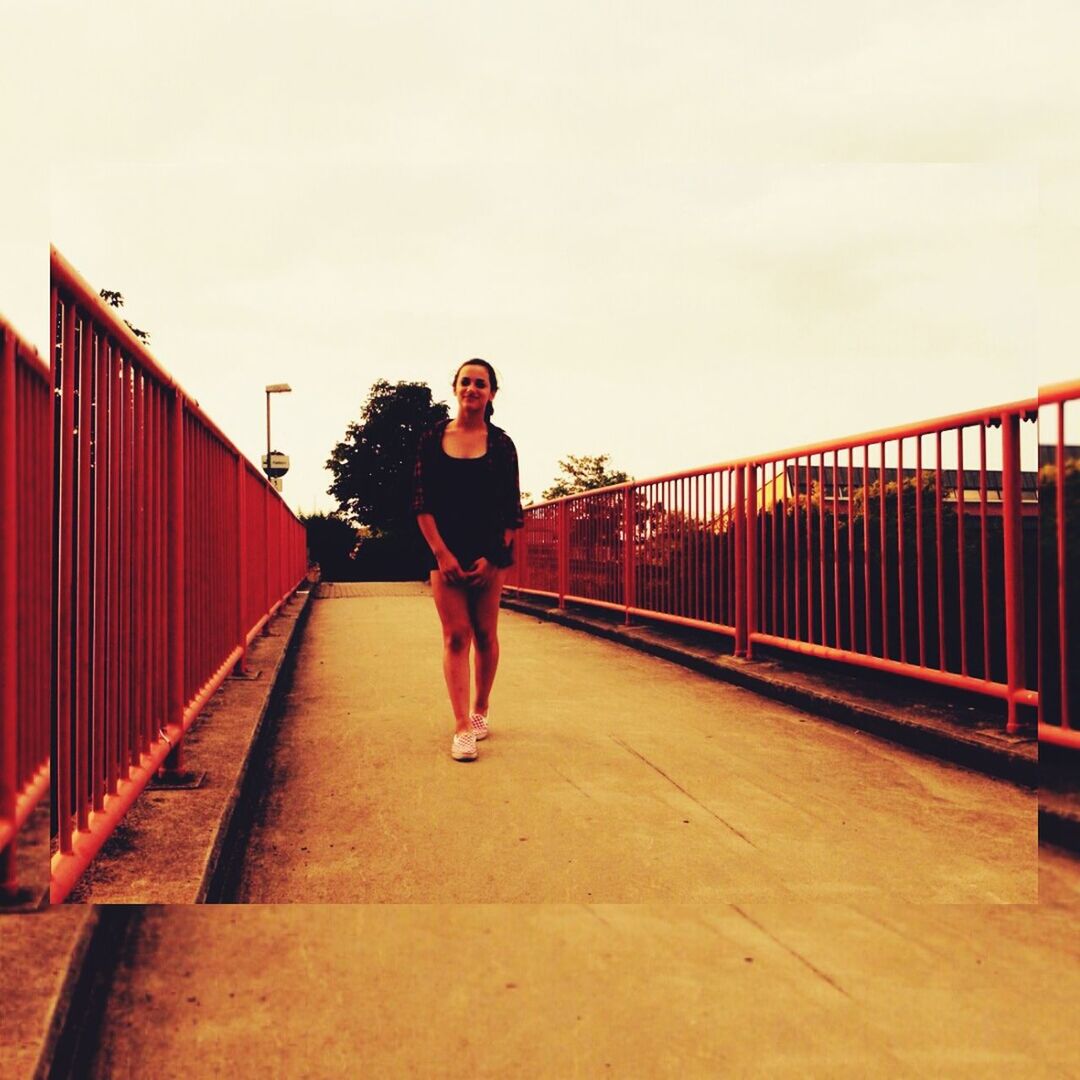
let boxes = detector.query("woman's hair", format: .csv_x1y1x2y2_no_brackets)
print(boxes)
453,358,499,422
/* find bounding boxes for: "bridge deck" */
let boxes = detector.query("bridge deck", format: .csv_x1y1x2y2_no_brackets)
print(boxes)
81,903,1080,1077
237,583,1035,904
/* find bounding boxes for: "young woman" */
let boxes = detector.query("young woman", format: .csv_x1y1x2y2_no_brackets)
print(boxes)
412,359,523,760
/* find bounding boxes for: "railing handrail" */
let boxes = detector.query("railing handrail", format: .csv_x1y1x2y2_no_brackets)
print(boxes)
746,396,1039,466
1039,379,1080,407
524,393,1042,512
0,310,47,380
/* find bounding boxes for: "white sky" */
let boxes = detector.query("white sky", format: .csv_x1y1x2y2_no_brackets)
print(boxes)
3,3,1078,512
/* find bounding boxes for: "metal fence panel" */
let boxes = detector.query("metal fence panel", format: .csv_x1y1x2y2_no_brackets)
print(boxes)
48,249,308,902
0,315,50,898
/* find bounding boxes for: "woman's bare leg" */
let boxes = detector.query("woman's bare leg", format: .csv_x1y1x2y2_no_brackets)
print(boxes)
467,568,506,716
430,571,473,733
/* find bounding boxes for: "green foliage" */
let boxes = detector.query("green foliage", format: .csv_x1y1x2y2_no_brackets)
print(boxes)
542,454,629,500
326,379,449,535
752,472,1038,686
324,379,449,579
300,511,361,581
99,288,150,344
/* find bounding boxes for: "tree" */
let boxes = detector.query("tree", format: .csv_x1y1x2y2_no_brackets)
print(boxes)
299,511,361,581
99,288,150,344
542,453,630,500
326,377,449,543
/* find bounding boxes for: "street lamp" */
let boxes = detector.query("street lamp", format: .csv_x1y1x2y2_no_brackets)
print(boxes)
265,383,292,488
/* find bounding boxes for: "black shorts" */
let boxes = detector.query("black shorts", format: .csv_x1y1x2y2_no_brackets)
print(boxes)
425,528,514,574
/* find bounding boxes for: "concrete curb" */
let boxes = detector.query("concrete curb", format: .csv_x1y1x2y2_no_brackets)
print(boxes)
1039,746,1080,855
502,595,1037,789
1040,807,1080,853
197,586,315,903
1040,783,1080,854
31,907,140,1080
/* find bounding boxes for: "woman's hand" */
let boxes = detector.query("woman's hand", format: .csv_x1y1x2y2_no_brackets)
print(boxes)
464,556,494,589
435,550,467,585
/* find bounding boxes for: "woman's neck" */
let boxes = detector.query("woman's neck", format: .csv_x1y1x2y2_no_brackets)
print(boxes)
453,411,487,431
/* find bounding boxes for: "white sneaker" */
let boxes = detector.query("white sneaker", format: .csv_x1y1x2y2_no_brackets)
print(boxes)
469,712,489,741
452,731,478,761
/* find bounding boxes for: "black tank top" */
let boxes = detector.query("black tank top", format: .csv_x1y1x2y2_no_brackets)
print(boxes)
429,448,499,567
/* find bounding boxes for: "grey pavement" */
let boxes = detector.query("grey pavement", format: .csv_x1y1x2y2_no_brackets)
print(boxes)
87,903,1080,1078
237,583,1036,904
1040,844,1080,903
0,906,96,1079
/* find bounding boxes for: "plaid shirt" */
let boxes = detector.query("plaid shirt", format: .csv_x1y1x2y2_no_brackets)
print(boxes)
412,419,525,532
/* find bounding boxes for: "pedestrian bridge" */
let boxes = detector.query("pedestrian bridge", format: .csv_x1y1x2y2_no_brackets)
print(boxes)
4,247,1080,1080
0,248,1076,906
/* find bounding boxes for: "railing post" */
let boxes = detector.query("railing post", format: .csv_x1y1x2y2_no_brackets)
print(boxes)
734,465,747,657
90,338,108,814
1056,404,1070,731
262,482,271,635
623,484,636,624
55,299,77,855
1001,410,1026,734
75,320,94,827
557,500,567,610
746,463,758,660
1,328,17,896
163,391,185,772
235,456,249,672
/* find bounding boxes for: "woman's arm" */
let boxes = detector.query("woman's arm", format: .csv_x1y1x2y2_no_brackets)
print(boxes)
502,431,525,532
484,429,523,571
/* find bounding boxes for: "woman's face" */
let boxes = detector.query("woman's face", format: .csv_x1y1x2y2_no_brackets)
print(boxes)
454,364,496,415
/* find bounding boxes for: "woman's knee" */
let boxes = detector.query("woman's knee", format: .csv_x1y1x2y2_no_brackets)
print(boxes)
473,625,498,652
443,626,473,654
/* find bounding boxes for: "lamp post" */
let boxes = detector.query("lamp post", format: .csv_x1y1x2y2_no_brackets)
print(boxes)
265,383,291,486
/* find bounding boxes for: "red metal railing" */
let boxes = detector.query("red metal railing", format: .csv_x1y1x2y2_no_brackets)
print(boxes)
508,394,1041,734
521,465,748,638
0,314,50,899
49,248,307,902
1039,380,1080,750
748,399,1038,734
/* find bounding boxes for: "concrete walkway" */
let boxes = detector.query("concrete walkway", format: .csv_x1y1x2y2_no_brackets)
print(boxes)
1040,844,1080,904
0,906,96,1079
87,904,1080,1078
237,584,1036,904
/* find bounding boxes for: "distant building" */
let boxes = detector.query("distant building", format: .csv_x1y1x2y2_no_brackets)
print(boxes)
1039,444,1080,469
703,463,1039,533
757,464,1037,516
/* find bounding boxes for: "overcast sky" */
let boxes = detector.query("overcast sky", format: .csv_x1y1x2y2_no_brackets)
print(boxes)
4,3,1078,510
